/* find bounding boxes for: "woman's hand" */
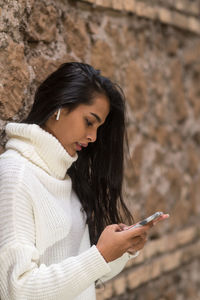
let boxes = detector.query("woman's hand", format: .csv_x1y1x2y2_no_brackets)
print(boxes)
96,214,169,262
96,223,152,262
118,213,169,255
126,233,147,254
118,223,147,254
122,213,169,231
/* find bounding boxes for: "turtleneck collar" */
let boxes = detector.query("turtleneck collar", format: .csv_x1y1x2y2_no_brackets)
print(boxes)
5,123,78,180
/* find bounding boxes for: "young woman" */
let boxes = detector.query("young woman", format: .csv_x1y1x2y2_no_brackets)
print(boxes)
0,62,167,300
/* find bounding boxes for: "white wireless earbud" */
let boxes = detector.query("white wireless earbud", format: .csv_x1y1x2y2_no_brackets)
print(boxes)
56,109,61,121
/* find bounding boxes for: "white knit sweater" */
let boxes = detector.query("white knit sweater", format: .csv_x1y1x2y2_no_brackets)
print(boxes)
0,123,137,300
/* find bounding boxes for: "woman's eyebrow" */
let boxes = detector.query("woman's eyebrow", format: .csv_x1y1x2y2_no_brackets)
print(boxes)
90,112,102,123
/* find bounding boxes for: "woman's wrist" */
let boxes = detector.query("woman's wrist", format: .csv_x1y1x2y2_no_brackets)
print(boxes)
96,245,109,263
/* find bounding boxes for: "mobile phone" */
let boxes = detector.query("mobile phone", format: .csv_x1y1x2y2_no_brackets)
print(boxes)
127,211,164,230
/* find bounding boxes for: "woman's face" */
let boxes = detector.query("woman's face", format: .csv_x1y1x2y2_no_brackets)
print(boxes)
42,95,110,157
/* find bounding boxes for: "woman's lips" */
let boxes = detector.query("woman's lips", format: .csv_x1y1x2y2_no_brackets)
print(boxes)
75,142,88,151
75,142,82,151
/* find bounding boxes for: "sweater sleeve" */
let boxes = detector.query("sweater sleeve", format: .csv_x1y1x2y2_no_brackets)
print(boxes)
78,218,140,285
0,162,111,300
99,251,139,283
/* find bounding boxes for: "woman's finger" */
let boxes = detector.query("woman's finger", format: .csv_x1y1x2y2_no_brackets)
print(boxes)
130,234,147,246
106,224,123,232
127,237,147,253
153,213,170,225
139,232,147,239
129,236,142,246
122,223,152,239
118,223,128,231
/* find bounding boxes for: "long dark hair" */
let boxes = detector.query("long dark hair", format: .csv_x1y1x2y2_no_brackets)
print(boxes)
22,62,133,244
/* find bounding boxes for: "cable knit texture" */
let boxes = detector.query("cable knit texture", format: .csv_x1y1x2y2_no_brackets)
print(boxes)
0,123,138,300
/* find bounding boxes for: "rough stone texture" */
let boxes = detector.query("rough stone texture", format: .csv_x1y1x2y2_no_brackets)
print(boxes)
28,53,75,84
124,61,147,121
63,13,90,60
108,259,200,300
0,36,30,119
91,40,114,78
97,227,200,299
170,59,188,122
82,0,200,34
26,2,59,42
1,0,200,299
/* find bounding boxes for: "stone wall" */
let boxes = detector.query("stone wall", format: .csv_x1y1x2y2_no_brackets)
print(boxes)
84,0,200,34
0,0,200,299
96,227,200,299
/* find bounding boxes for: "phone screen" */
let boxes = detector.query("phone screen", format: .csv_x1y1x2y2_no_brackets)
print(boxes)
128,211,163,230
139,212,163,226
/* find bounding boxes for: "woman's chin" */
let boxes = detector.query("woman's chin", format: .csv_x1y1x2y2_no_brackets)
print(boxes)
64,147,76,157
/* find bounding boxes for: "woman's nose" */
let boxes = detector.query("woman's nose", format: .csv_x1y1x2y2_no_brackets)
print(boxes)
87,129,97,143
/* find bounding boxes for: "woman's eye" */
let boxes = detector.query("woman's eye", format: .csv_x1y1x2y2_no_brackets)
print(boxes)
85,118,93,127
